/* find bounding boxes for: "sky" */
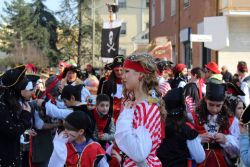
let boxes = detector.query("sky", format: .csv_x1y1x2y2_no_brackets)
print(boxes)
0,0,61,23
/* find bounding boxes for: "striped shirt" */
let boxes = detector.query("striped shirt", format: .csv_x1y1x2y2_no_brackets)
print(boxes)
124,101,162,167
159,81,171,97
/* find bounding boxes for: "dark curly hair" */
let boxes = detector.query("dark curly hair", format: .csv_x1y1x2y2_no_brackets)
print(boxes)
196,98,234,132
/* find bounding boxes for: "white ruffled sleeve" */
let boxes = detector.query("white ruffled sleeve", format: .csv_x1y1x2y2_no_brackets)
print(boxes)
48,132,68,167
115,108,152,163
45,100,73,119
187,137,205,163
220,117,240,157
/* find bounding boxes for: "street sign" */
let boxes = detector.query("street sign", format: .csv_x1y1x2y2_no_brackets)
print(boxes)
190,34,213,42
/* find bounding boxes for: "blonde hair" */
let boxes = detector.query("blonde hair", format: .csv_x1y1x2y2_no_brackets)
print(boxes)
123,53,167,120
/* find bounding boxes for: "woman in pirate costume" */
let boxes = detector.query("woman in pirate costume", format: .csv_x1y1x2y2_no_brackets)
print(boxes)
0,65,32,167
115,53,166,167
99,55,125,124
194,82,240,167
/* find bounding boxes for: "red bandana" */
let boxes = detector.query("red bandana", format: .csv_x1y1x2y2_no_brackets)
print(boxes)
123,60,150,74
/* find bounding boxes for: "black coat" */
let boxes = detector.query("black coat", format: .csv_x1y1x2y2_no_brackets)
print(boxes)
0,102,32,167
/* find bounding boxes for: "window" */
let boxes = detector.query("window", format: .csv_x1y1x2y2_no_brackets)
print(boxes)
183,0,190,8
141,33,149,40
171,0,176,16
160,0,165,22
119,48,126,55
184,42,192,68
202,43,211,67
118,0,126,8
146,0,150,8
120,22,126,35
146,22,149,29
151,0,155,26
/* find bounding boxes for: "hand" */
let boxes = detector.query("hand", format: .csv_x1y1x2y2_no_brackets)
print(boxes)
239,121,247,134
124,101,134,109
58,85,64,94
36,99,44,107
27,129,37,136
54,130,69,144
214,133,227,144
199,133,211,143
22,102,31,112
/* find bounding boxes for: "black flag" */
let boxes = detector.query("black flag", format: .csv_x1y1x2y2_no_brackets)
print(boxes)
101,21,121,58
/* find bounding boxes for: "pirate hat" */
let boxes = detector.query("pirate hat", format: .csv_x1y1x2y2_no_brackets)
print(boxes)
156,59,174,73
107,3,119,13
104,63,113,70
206,82,226,101
240,104,250,124
205,61,221,74
26,74,40,84
0,65,27,89
163,87,185,116
226,82,245,96
110,55,125,69
62,65,81,78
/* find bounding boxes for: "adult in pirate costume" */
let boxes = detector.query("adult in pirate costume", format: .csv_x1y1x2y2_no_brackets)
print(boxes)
97,62,112,95
60,65,90,103
194,82,240,167
99,55,125,124
170,63,188,88
0,65,32,167
237,61,250,106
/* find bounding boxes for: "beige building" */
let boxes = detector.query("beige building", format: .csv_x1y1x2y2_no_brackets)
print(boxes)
95,0,149,56
217,0,250,73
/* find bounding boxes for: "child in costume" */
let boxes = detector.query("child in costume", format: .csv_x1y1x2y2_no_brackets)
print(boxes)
157,87,205,167
48,110,109,167
87,94,115,149
115,53,167,167
194,82,240,167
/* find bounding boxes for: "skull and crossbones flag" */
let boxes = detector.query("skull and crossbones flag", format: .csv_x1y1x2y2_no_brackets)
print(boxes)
101,20,122,58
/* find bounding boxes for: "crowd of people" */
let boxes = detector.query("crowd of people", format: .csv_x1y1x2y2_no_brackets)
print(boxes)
0,53,249,167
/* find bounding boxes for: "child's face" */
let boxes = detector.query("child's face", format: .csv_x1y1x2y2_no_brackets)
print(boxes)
64,129,84,142
123,69,141,91
235,102,244,119
97,101,110,115
206,99,224,115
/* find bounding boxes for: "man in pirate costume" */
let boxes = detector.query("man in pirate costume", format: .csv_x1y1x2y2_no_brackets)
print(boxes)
0,65,33,167
194,82,240,167
99,55,125,124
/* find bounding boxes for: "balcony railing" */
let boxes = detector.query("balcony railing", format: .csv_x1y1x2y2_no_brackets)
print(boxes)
219,0,250,13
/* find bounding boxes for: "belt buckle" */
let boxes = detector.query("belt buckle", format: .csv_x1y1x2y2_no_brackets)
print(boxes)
206,143,210,150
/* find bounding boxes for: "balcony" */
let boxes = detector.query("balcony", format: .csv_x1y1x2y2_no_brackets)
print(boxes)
219,0,250,16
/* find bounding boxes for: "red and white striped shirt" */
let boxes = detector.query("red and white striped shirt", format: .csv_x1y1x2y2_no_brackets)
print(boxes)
159,81,171,97
123,101,162,167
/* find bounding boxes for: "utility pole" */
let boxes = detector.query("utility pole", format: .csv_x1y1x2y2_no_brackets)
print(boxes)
92,0,95,66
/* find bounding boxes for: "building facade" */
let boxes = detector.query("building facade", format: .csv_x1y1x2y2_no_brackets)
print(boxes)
95,0,149,56
150,0,250,73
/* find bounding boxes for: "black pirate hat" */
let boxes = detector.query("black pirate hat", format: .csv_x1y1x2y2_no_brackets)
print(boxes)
206,82,226,101
0,65,27,89
163,87,185,116
241,105,250,124
26,74,40,84
110,55,125,69
104,63,113,70
62,66,81,78
156,59,174,72
226,82,245,96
